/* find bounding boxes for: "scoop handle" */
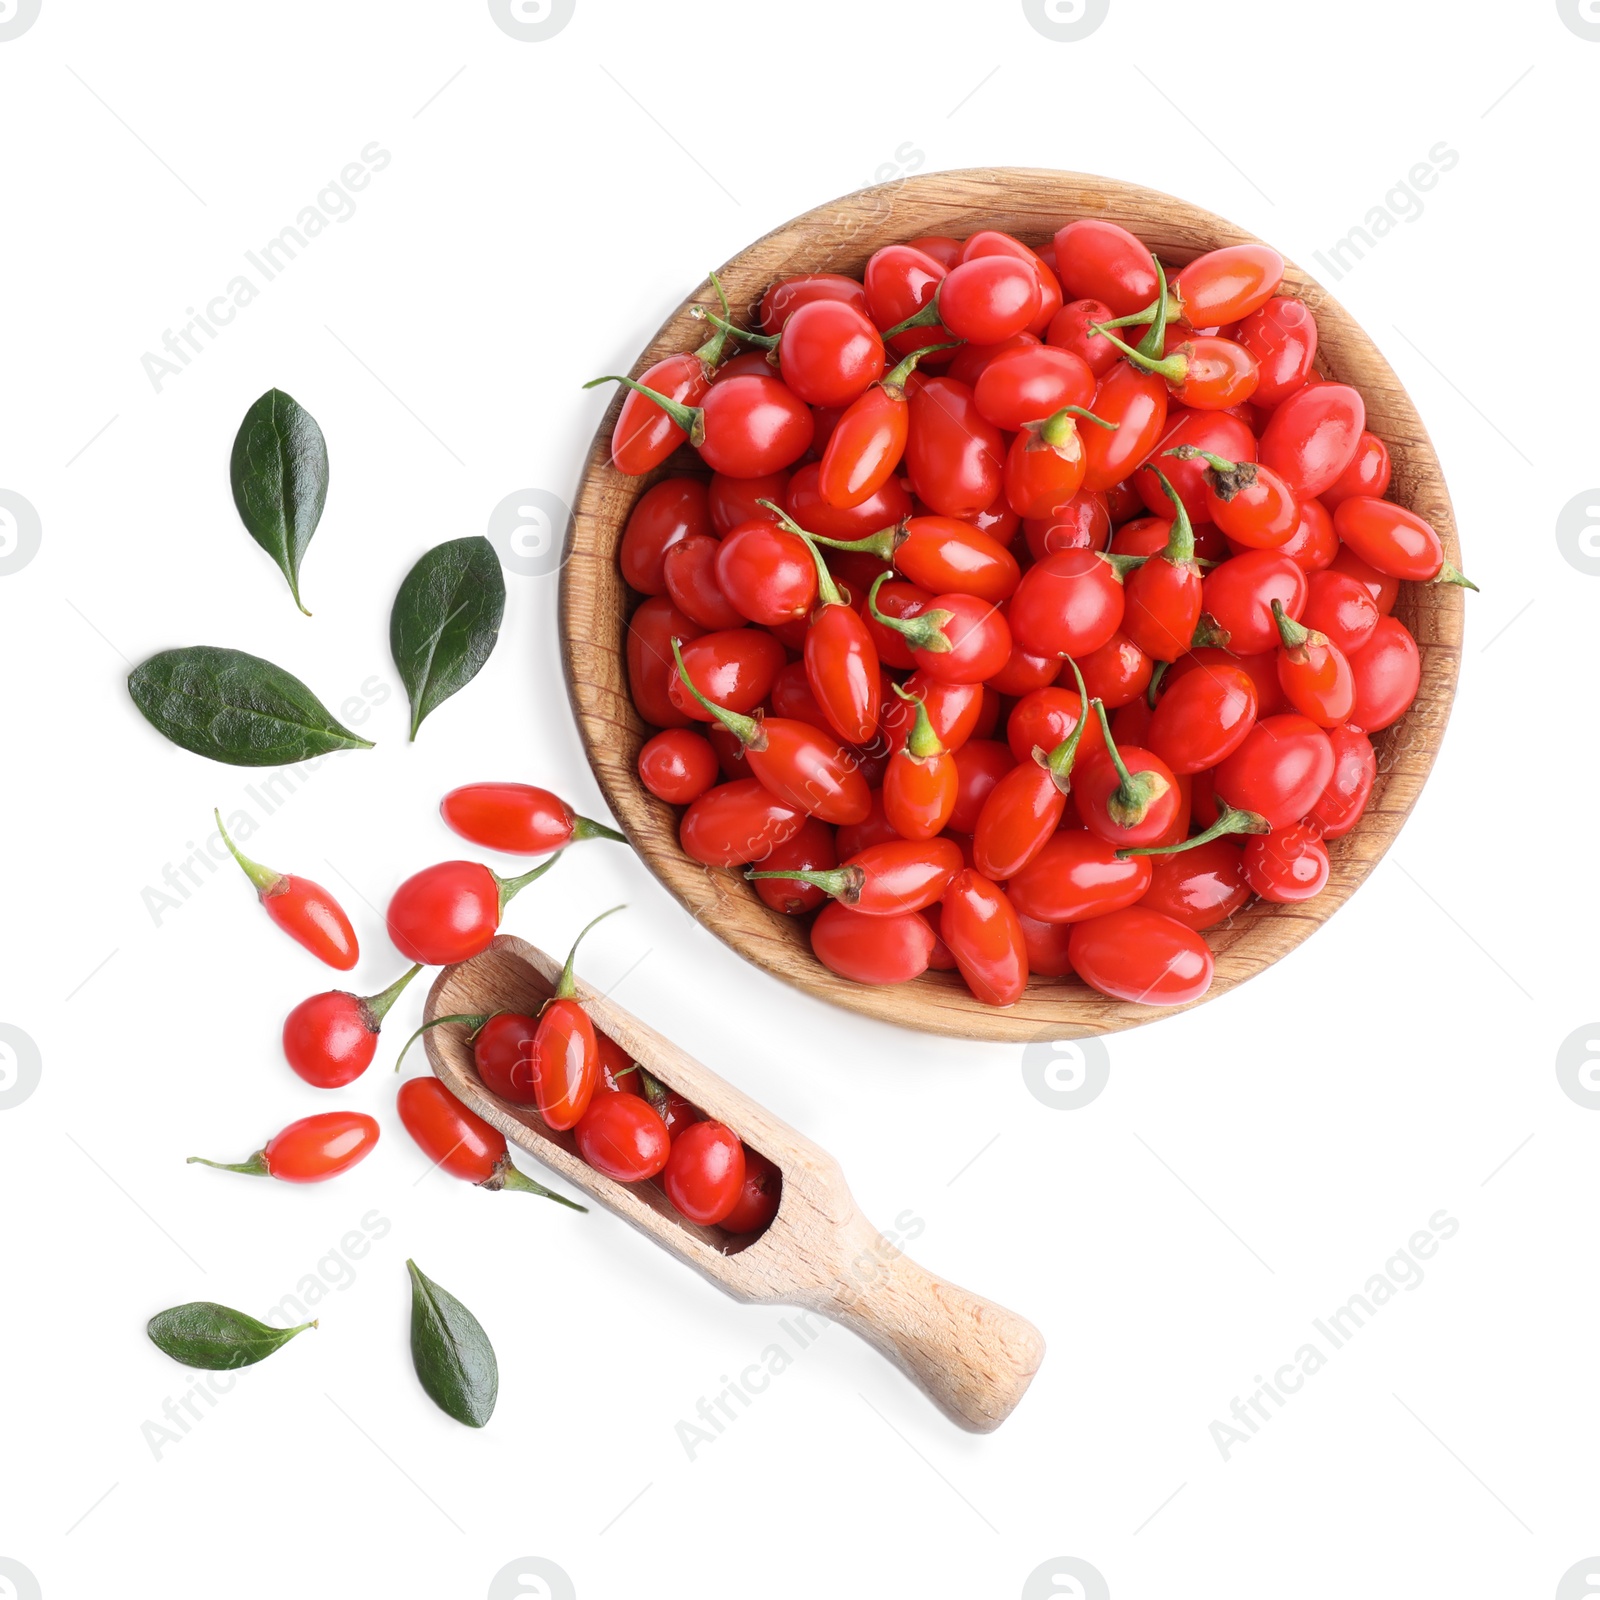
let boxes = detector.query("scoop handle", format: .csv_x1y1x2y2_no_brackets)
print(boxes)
811,1213,1045,1433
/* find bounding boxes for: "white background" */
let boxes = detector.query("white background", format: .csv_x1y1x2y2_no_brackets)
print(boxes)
2,2,1597,1596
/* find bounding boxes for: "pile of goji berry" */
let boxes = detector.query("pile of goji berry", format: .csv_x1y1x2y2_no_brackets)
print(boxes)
599,218,1473,1009
203,782,778,1235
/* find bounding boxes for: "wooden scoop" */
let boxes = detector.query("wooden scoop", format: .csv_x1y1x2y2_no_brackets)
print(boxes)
421,935,1044,1433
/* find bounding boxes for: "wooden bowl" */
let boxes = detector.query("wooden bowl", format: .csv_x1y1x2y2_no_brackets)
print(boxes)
560,168,1463,1042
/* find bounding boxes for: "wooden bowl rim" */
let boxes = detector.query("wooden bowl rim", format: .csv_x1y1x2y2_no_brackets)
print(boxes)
559,166,1463,1042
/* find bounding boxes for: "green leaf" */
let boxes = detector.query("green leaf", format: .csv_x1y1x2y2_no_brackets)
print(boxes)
390,536,506,739
128,645,375,766
147,1302,316,1370
406,1259,498,1427
230,389,329,615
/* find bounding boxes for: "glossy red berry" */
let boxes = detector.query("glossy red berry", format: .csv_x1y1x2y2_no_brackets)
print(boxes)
397,1077,583,1207
940,869,1028,1007
1067,908,1214,1007
1008,549,1125,660
282,965,421,1089
1243,824,1330,903
1169,244,1284,327
1138,838,1250,932
1309,726,1377,838
1346,615,1421,732
747,818,838,916
472,1012,541,1102
1213,714,1335,829
188,1111,380,1183
526,908,624,1132
638,728,719,805
811,901,935,984
679,780,806,867
574,1091,672,1183
720,1146,782,1234
386,855,560,966
1258,383,1365,498
867,574,1012,685
619,477,711,594
215,811,358,970
1007,830,1153,924
1333,497,1473,588
662,1120,746,1225
440,784,624,855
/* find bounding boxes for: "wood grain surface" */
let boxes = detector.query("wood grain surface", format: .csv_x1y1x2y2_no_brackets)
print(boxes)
559,168,1464,1041
423,937,1045,1431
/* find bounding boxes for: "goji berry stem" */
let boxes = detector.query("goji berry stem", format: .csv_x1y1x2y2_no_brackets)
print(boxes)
745,864,866,904
690,271,737,367
580,375,705,445
1166,443,1257,502
1089,322,1188,385
772,504,903,563
688,303,779,350
1147,468,1197,565
187,1149,271,1177
1098,304,1159,330
1038,657,1091,795
361,964,423,1029
1146,659,1170,709
1167,444,1238,474
1271,598,1315,653
493,851,565,918
571,815,627,844
877,289,945,340
881,340,964,396
1098,551,1148,579
791,526,848,609
1091,698,1170,828
1116,804,1270,859
867,570,955,654
891,682,946,760
213,809,285,898
393,1012,495,1074
1036,404,1118,450
670,636,767,749
1435,561,1478,591
1133,255,1170,361
488,1158,589,1210
553,904,626,1001
1097,254,1175,335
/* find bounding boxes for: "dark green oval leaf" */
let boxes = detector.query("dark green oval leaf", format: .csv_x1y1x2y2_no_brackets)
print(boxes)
147,1302,316,1369
390,536,505,739
128,645,375,766
407,1259,497,1427
230,388,329,615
